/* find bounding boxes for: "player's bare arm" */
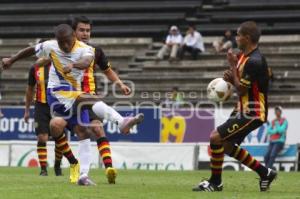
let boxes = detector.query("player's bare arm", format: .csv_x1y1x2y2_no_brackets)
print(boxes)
63,55,94,73
35,57,51,66
1,46,35,69
227,49,247,96
223,69,233,84
104,68,131,95
24,85,35,123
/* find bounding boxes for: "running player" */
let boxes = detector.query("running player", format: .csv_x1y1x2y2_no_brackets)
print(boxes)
24,61,63,176
1,24,144,185
193,21,277,192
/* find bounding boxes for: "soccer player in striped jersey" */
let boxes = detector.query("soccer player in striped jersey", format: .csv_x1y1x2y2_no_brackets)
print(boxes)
24,62,64,176
71,16,125,184
193,21,276,192
1,24,144,185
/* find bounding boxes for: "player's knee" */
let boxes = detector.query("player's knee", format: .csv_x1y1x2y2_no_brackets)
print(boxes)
223,141,234,155
50,118,66,137
210,130,222,145
37,134,48,143
90,120,106,138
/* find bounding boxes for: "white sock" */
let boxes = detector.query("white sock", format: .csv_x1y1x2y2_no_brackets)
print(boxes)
92,101,124,125
78,139,91,176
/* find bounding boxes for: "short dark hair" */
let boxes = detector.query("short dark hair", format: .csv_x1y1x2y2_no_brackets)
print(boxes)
54,24,74,38
71,16,92,30
239,21,261,44
188,24,196,30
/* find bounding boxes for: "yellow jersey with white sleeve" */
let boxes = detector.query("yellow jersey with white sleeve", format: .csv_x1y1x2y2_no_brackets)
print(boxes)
35,39,94,111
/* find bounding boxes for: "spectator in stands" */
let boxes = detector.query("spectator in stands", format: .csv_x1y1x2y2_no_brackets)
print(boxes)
165,86,184,108
178,25,205,60
156,25,182,62
213,29,237,53
264,106,287,169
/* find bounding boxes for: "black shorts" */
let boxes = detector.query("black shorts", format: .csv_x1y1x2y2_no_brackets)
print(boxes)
217,113,263,145
34,102,51,135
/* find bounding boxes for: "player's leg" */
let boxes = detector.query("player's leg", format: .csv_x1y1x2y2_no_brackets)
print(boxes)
193,114,276,192
47,88,79,167
89,116,117,184
34,102,51,176
192,129,224,192
41,102,63,176
221,115,277,191
50,117,79,183
54,140,63,176
73,124,96,186
76,94,144,134
71,109,96,186
37,133,49,176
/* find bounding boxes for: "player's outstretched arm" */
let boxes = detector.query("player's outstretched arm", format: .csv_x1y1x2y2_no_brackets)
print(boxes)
1,46,35,70
104,68,131,95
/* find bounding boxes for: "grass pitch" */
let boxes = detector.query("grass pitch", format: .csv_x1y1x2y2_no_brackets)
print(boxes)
0,167,299,199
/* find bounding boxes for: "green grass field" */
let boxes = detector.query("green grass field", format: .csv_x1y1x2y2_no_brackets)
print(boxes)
0,167,300,199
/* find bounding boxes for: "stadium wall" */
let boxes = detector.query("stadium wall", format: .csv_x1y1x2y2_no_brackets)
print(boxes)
0,106,299,172
0,106,299,144
0,141,298,172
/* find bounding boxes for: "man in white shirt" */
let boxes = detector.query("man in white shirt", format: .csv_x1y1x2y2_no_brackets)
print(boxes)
179,25,205,60
156,25,183,61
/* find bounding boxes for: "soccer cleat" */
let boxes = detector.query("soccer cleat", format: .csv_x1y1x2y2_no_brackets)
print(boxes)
77,175,96,186
119,113,144,134
54,166,63,176
70,163,80,183
192,180,223,192
259,168,277,191
106,167,117,184
39,169,48,176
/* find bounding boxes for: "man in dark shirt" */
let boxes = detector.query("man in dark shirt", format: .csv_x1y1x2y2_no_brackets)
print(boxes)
193,21,276,192
71,16,131,185
24,63,65,176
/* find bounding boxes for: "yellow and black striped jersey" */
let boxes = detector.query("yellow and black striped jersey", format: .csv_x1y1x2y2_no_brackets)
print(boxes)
236,48,269,122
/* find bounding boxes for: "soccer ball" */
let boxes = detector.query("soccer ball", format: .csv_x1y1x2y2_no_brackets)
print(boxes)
207,78,233,102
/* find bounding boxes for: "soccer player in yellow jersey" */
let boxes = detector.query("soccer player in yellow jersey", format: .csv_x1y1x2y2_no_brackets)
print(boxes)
1,24,144,185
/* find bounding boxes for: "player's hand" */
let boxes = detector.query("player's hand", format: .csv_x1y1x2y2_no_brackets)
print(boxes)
63,63,73,74
24,110,30,123
227,49,238,69
1,57,13,71
223,69,233,84
119,83,131,95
